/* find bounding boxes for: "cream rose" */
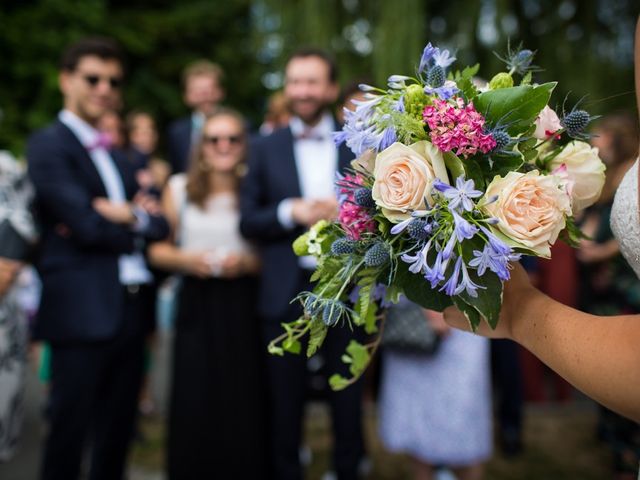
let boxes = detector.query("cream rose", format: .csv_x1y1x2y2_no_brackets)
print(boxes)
372,141,449,222
548,141,606,213
482,170,572,257
533,105,561,140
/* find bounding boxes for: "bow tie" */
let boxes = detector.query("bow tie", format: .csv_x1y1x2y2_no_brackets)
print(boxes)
295,128,325,141
87,132,113,151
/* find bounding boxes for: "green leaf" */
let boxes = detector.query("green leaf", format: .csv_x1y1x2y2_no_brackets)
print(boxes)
460,157,486,190
452,296,481,331
444,151,465,180
458,238,504,329
520,71,532,86
354,275,374,327
453,63,480,102
267,343,285,356
363,301,379,334
395,260,453,312
345,340,371,377
474,82,556,135
306,319,328,357
283,338,301,354
561,216,587,247
384,284,403,305
481,151,525,179
329,374,350,391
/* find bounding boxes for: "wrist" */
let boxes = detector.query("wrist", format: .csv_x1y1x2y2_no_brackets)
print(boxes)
508,286,545,345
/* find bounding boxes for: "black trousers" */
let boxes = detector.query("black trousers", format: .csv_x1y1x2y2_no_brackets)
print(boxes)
263,291,365,480
491,338,524,435
40,286,151,480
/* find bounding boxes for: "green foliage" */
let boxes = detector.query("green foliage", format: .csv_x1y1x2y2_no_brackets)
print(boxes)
329,340,371,391
307,319,328,356
561,216,588,248
474,83,556,135
0,0,262,154
395,260,453,312
452,63,480,101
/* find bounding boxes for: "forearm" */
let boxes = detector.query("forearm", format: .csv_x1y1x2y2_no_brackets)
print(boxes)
148,242,193,274
511,289,640,421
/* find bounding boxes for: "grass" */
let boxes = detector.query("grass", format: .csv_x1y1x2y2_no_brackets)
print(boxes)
131,401,613,479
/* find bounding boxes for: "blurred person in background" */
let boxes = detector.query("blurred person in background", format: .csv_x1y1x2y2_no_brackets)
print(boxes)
126,110,170,191
0,150,38,462
578,112,640,480
167,60,225,174
148,108,266,479
26,37,169,480
240,47,365,480
378,306,491,480
97,109,125,149
259,90,291,136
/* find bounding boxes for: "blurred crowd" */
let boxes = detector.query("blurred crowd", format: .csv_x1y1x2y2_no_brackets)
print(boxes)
0,36,638,480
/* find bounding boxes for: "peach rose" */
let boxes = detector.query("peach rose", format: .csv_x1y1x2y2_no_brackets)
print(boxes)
372,141,449,222
533,105,562,140
482,170,572,257
548,141,606,213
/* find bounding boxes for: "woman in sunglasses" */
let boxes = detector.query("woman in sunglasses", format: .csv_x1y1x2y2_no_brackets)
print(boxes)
148,108,266,478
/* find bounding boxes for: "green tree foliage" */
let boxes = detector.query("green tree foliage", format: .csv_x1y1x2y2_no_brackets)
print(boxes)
1,0,638,156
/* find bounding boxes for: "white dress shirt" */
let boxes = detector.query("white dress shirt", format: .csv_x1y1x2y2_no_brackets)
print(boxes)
277,113,338,269
277,113,338,228
58,110,152,285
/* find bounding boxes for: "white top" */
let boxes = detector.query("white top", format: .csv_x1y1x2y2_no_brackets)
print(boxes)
168,174,254,272
58,110,152,285
611,159,640,279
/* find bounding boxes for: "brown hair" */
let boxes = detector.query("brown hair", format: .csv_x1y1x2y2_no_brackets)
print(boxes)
182,60,225,88
594,112,639,203
185,107,247,208
60,37,124,73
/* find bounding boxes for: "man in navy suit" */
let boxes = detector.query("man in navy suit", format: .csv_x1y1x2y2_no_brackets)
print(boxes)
27,38,169,480
166,60,225,174
240,48,365,480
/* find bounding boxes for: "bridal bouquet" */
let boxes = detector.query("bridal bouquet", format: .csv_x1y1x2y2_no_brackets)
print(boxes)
269,43,605,389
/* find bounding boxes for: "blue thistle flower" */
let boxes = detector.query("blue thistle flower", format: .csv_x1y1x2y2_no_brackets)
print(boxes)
322,302,343,326
427,65,446,88
407,219,433,241
354,187,376,208
364,242,390,267
495,43,539,76
560,107,597,140
330,238,356,255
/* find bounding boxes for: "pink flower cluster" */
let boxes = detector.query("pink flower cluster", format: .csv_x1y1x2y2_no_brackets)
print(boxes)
423,98,496,157
337,174,376,240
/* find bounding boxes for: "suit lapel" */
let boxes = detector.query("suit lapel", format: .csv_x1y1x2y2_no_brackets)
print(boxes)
55,121,108,197
280,127,302,198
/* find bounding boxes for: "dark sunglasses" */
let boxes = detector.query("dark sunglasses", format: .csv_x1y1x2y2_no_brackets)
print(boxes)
82,74,123,89
203,135,244,146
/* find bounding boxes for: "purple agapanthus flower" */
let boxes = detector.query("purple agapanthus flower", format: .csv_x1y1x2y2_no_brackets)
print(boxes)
437,176,483,212
400,239,432,274
419,43,438,73
458,261,484,297
440,256,463,296
424,250,448,288
432,48,456,68
423,81,459,100
394,95,405,113
451,210,479,241
441,231,457,260
378,124,397,150
479,225,511,256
